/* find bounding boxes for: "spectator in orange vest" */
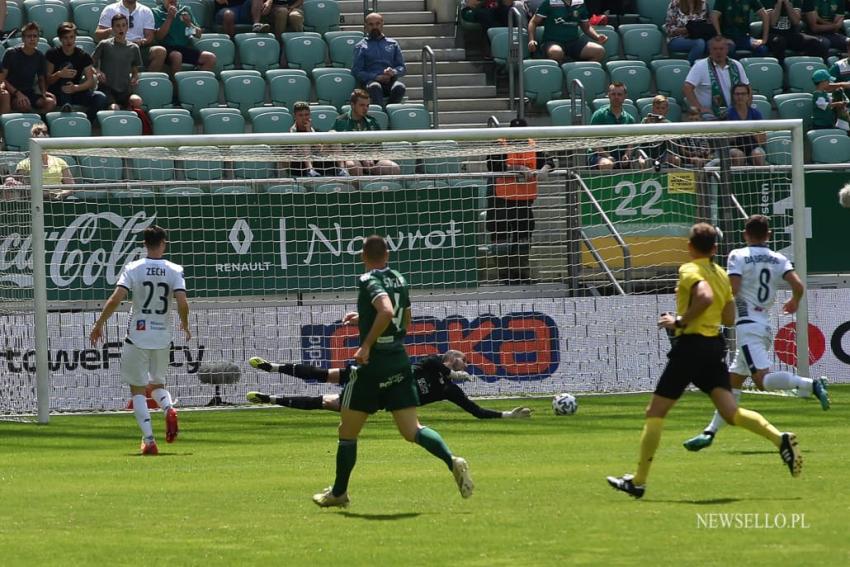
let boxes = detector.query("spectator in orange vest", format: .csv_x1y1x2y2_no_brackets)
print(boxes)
486,117,554,285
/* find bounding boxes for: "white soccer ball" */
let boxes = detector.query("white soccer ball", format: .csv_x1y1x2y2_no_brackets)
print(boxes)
552,393,578,416
839,183,850,208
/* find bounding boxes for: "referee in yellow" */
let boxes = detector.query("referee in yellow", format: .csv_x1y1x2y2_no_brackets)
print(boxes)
607,223,802,499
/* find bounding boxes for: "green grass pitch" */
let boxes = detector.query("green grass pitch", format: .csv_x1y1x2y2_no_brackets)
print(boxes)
2,387,848,565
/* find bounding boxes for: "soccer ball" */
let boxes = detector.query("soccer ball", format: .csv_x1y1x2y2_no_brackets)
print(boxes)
552,393,578,416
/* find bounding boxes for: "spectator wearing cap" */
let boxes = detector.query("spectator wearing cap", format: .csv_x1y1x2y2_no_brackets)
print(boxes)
812,68,850,130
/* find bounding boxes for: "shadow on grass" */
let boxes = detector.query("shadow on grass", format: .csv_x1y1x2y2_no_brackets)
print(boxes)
339,511,421,521
128,452,195,457
654,496,804,505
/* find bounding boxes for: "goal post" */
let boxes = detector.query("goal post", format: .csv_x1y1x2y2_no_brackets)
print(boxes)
8,119,809,420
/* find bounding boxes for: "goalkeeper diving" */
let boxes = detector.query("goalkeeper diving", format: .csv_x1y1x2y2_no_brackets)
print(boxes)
247,348,532,420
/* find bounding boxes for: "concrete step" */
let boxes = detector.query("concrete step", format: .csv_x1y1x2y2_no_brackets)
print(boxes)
406,60,493,74
407,84,497,98
404,73,487,87
404,48,466,61
421,97,512,111
340,11,435,24
395,36,456,49
437,109,517,124
339,0,426,14
340,23,455,36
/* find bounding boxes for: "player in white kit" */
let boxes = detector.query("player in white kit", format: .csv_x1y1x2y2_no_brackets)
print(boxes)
89,225,191,455
684,215,830,452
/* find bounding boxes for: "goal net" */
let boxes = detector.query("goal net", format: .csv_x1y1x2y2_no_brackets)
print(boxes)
2,120,809,419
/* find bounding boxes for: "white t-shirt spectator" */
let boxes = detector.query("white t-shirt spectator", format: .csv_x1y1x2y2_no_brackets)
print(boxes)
99,1,156,42
685,57,749,110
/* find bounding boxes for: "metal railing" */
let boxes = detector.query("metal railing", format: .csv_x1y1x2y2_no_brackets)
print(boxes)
568,78,586,125
507,6,525,117
421,45,439,128
487,115,501,127
362,0,378,16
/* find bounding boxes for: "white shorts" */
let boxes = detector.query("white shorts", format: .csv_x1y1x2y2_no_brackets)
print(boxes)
120,342,170,387
729,322,772,376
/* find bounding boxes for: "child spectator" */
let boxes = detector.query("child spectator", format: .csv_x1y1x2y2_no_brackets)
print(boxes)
46,22,108,119
812,68,850,130
93,13,144,110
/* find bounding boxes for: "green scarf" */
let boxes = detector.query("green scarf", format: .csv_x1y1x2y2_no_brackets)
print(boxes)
706,58,741,118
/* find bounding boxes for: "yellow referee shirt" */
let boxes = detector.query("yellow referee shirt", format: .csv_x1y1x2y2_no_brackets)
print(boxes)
675,257,733,337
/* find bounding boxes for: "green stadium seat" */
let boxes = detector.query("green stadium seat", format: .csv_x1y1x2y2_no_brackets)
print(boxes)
150,108,195,135
194,35,236,74
282,33,327,75
381,141,415,175
235,33,280,74
1,114,43,151
76,189,111,201
71,3,104,36
591,98,639,120
4,3,23,31
97,111,142,137
201,107,245,135
522,60,563,106
787,60,827,93
312,181,352,192
743,58,783,101
221,69,267,116
54,154,81,180
325,31,364,68
79,150,124,183
341,104,388,130
488,27,529,67
4,36,51,54
248,107,294,133
418,140,460,174
608,63,652,98
183,0,212,30
562,62,608,100
302,0,341,34
636,0,668,28
361,180,403,191
112,189,157,200
213,185,253,194
589,25,619,62
52,35,97,55
807,130,850,163
764,132,792,166
750,95,772,119
267,69,311,109
651,59,691,103
163,186,206,195
135,72,174,110
782,55,823,76
637,97,682,122
310,106,338,131
25,3,70,38
775,92,813,130
547,99,591,126
175,70,220,117
620,26,664,65
179,146,223,181
386,103,431,130
313,68,357,110
45,112,91,137
129,147,174,182
266,183,306,193
230,144,274,179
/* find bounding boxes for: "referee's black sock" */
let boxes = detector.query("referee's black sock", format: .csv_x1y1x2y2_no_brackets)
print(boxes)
280,363,329,382
275,395,324,410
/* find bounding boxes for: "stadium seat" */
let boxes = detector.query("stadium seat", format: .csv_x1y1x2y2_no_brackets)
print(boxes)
162,186,207,196
112,189,157,200
562,62,608,100
764,132,792,166
326,31,365,68
381,141,415,175
248,106,294,133
175,70,220,117
194,35,236,74
651,59,691,104
775,92,813,130
637,97,682,122
341,104,388,130
235,33,280,74
135,72,174,110
358,180,401,191
608,63,652,99
313,68,357,110
636,0,668,28
310,106,338,132
302,0,341,34
183,0,212,30
590,26,619,62
267,69,311,109
621,26,664,65
386,103,431,130
2,115,44,151
782,55,823,76
78,150,124,183
97,111,142,137
129,147,174,182
591,98,639,119
488,27,529,67
4,36,51,54
221,70,267,116
547,99,591,126
212,185,253,194
4,3,23,32
45,112,91,137
54,154,81,180
179,146,223,181
230,144,274,179
25,3,70,38
71,3,104,36
52,35,97,55
787,60,827,93
808,129,850,163
266,183,306,193
311,181,353,192
743,59,783,101
283,33,328,75
750,95,772,119
201,107,246,135
150,108,195,135
523,60,563,106
418,140,460,175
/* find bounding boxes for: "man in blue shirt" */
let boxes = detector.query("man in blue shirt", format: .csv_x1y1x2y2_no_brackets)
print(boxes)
352,12,406,107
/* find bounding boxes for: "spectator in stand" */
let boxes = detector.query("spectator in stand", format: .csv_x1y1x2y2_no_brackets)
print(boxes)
767,0,828,63
803,0,850,54
214,0,270,37
725,83,767,166
589,82,639,170
0,1,6,38
261,0,304,37
288,101,347,177
352,13,406,107
93,14,144,110
671,110,715,168
683,36,750,120
46,23,108,119
460,0,514,58
332,89,400,177
641,95,677,168
664,0,711,64
152,0,216,76
711,0,770,57
0,23,57,114
96,0,166,71
811,68,850,130
3,123,75,200
527,0,607,64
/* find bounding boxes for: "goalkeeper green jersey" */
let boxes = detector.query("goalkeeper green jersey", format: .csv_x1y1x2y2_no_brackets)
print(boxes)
357,266,410,353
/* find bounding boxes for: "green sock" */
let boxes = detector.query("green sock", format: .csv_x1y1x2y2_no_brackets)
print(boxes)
332,439,357,496
415,427,453,470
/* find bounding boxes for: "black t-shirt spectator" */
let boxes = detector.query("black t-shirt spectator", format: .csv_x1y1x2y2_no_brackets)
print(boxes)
2,47,47,93
45,47,93,97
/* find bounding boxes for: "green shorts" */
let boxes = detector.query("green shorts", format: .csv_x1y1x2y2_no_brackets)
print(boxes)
340,350,418,414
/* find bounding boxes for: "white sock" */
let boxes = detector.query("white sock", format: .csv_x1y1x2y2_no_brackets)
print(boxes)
705,388,741,434
152,388,173,411
133,395,154,440
764,371,812,397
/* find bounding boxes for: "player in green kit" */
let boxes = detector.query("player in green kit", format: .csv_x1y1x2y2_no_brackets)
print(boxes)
312,235,474,508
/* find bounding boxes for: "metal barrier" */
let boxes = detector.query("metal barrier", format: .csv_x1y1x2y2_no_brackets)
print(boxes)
569,78,586,126
362,0,378,16
507,6,525,118
421,45,439,128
